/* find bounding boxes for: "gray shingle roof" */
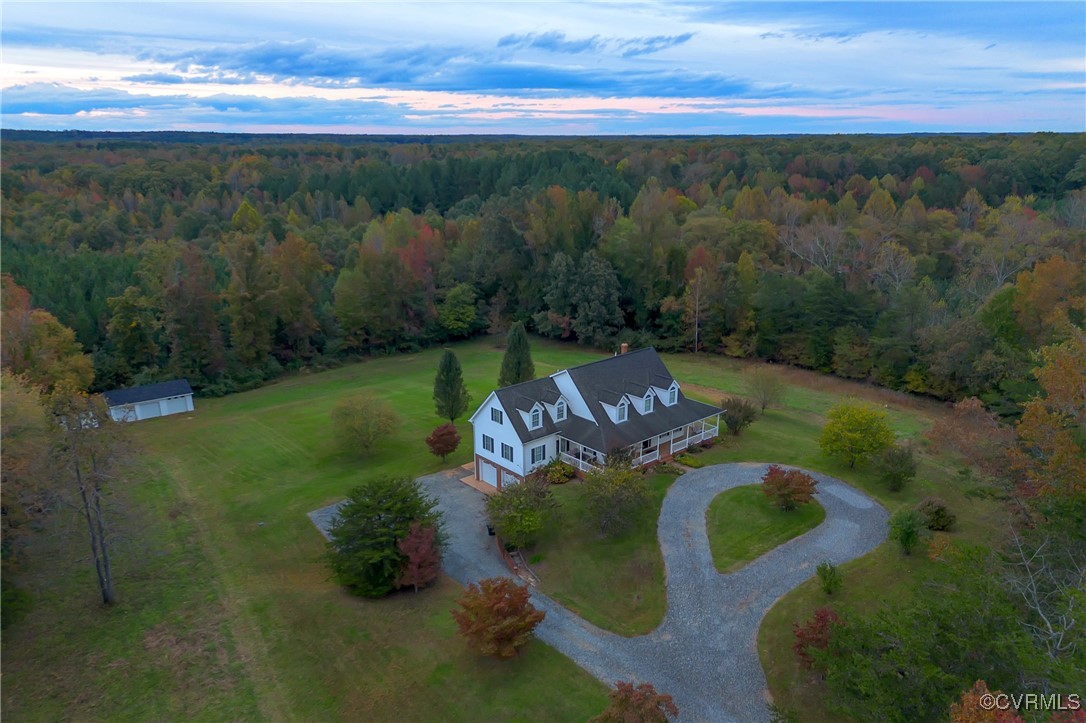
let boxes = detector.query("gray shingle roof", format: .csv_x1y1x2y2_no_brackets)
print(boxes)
491,349,722,453
102,379,193,406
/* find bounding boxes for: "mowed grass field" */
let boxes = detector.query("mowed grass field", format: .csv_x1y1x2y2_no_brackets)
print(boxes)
2,337,1007,721
705,485,826,573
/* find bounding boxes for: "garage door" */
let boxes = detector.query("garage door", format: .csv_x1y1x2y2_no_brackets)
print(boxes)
479,461,498,487
165,396,188,415
136,401,162,421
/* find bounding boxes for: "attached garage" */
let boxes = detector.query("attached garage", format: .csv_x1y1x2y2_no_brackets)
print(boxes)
103,379,195,423
478,460,498,487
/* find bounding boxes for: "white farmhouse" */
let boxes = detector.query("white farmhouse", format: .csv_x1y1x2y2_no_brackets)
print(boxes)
468,347,722,491
103,379,194,422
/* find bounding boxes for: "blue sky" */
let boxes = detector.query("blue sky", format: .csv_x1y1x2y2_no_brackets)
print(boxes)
2,2,1083,134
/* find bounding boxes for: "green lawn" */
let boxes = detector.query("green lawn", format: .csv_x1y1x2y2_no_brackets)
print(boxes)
705,485,826,573
2,336,1008,720
4,337,612,721
530,473,676,636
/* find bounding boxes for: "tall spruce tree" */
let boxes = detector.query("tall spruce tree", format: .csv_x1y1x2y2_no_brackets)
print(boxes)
498,322,535,387
433,349,471,423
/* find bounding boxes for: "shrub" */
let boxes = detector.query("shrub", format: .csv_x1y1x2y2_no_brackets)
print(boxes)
529,458,575,485
816,560,841,595
674,453,705,468
722,396,758,436
485,476,556,549
888,509,926,555
873,443,917,492
590,681,679,723
326,477,443,598
818,402,895,468
792,606,841,669
762,465,818,511
916,497,956,531
331,393,399,457
582,462,650,537
451,577,545,659
425,423,461,462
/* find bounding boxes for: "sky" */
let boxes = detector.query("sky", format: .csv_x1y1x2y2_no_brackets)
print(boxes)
2,2,1084,135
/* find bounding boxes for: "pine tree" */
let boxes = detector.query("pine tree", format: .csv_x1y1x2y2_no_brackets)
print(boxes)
433,349,471,423
498,321,535,387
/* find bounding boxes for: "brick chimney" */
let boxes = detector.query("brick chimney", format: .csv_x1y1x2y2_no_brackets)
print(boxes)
620,342,629,354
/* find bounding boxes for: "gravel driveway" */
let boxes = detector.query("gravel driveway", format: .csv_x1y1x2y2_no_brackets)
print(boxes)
310,463,887,723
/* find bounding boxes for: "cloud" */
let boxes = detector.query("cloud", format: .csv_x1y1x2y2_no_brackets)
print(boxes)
497,31,605,54
122,72,187,84
619,33,695,57
497,30,694,58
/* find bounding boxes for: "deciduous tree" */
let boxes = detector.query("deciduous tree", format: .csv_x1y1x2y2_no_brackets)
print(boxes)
485,476,556,549
872,443,917,492
590,681,679,723
819,402,895,468
47,389,133,604
745,367,785,411
331,393,399,457
451,577,545,658
792,606,840,669
425,423,461,462
395,521,441,593
761,465,817,511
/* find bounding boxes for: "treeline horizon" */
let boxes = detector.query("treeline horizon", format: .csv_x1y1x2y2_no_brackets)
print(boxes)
2,132,1083,415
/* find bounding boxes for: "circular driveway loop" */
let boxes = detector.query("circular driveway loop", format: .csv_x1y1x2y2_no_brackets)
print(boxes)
331,464,887,722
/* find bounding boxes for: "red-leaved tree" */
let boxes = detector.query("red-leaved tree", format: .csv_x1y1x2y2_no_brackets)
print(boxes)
590,681,679,723
426,423,461,462
395,521,441,593
792,606,841,669
451,577,545,659
762,465,817,511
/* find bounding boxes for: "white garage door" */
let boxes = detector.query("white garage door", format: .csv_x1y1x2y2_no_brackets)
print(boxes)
165,396,188,415
479,462,498,486
136,401,162,420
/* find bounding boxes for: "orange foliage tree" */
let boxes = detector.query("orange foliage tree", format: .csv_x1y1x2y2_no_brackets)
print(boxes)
451,577,545,659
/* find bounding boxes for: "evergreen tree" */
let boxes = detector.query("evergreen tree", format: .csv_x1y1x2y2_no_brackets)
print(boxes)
498,322,535,387
433,349,471,423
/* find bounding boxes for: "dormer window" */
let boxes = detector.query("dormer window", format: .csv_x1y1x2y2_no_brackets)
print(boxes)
643,394,654,413
530,407,542,429
668,385,677,405
617,401,628,422
556,400,567,422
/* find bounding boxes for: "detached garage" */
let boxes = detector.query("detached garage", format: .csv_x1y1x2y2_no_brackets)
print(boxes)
103,379,195,423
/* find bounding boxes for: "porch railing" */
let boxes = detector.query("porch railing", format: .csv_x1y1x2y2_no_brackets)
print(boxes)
669,423,720,455
560,452,600,473
634,448,660,467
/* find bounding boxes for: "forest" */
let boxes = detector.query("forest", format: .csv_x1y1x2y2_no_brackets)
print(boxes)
2,130,1085,719
2,130,1084,418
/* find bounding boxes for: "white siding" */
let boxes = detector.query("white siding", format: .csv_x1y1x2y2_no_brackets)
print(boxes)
109,394,194,423
523,434,559,474
470,394,525,476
